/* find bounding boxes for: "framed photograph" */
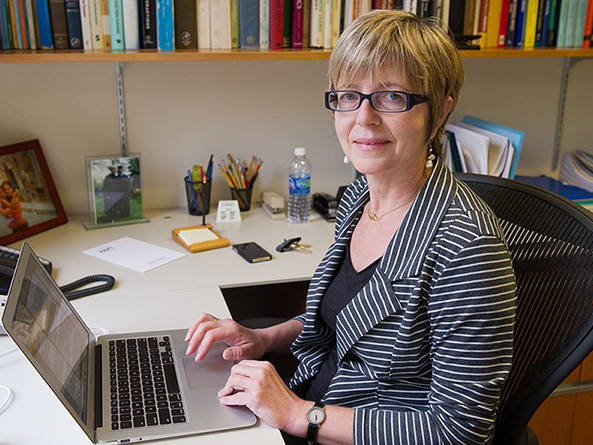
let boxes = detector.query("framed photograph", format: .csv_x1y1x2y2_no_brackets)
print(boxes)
0,140,67,245
85,153,148,229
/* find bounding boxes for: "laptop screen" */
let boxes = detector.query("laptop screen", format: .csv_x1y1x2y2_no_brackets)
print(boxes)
6,253,92,424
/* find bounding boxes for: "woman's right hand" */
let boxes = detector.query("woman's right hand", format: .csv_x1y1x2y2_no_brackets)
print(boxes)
184,313,268,362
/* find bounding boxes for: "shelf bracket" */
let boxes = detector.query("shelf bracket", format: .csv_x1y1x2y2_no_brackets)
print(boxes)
115,62,127,157
553,57,587,171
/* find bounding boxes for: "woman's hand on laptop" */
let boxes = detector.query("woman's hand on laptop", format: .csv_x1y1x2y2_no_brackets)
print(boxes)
184,313,268,362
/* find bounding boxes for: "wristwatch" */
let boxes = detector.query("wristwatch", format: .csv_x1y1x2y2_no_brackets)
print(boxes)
306,402,326,445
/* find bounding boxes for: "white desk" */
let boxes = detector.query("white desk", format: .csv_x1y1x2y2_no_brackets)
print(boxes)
0,207,336,444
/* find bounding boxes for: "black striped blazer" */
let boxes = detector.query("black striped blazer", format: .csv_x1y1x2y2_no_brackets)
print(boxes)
289,159,517,445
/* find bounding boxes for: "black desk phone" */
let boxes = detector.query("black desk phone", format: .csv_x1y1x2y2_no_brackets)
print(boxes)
0,245,52,295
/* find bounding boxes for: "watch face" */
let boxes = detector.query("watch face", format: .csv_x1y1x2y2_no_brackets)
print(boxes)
307,407,326,424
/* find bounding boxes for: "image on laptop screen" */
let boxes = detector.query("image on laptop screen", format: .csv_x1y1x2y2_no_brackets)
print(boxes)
7,257,92,423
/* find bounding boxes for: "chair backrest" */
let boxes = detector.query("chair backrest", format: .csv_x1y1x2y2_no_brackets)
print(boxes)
455,173,593,445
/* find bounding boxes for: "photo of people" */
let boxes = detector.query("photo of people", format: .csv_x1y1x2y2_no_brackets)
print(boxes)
87,154,144,225
0,145,62,239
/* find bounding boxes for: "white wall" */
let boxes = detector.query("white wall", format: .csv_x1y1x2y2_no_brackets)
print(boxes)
1,57,592,216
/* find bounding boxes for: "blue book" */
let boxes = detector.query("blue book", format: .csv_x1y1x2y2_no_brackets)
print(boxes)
65,0,83,48
239,0,259,48
514,0,527,47
461,115,524,179
0,0,8,49
157,0,173,50
539,0,551,46
1,0,13,48
108,0,124,49
515,175,593,201
12,0,22,48
35,0,54,48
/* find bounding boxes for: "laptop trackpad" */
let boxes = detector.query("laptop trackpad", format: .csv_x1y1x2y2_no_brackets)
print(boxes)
182,355,231,390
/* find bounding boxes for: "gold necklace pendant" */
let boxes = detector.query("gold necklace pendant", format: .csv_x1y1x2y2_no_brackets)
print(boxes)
367,195,416,221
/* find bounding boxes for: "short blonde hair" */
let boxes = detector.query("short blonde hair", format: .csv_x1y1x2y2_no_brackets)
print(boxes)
328,10,464,155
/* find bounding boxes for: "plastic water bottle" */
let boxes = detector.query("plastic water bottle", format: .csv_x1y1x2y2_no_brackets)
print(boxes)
288,147,311,223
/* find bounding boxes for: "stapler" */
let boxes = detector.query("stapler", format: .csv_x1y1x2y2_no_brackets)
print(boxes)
313,192,337,222
261,191,286,220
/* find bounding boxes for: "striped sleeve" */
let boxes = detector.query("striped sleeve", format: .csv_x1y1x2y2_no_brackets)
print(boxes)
354,234,516,445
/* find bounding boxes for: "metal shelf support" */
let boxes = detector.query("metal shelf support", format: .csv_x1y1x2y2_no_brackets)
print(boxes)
115,62,127,157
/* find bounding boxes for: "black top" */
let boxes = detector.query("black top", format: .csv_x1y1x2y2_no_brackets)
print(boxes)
306,244,380,402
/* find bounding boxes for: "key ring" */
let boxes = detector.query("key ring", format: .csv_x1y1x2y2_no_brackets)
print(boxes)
276,237,312,254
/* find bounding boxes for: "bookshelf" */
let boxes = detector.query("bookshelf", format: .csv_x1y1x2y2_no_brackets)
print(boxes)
1,47,593,63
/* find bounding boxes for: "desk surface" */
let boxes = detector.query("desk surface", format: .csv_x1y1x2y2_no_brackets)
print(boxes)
0,207,335,444
20,207,335,295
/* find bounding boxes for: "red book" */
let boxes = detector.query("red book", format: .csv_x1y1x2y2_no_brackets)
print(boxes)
584,0,593,48
17,0,29,49
269,0,284,49
497,0,511,47
292,0,304,49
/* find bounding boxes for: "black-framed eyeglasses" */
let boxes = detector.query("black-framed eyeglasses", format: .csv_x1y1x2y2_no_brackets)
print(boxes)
325,90,428,113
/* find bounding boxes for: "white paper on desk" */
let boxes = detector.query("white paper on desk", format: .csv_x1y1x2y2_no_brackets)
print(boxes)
83,237,185,273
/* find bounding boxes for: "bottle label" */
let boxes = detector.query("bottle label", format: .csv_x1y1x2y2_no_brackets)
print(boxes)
289,175,310,195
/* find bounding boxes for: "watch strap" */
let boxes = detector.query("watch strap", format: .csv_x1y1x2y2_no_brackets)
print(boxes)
306,402,326,445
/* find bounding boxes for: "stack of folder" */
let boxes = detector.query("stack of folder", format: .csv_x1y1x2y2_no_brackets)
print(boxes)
443,116,524,179
515,175,593,213
560,150,593,193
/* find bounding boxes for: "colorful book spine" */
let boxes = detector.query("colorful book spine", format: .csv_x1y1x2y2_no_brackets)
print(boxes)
302,0,310,48
48,0,69,48
534,0,546,45
485,0,502,47
539,0,551,45
282,0,291,48
309,0,323,47
123,0,139,49
545,0,559,46
573,0,588,47
34,0,52,47
16,0,27,48
7,0,17,46
0,0,10,48
88,0,103,49
79,0,93,48
513,0,527,47
230,0,239,48
197,0,210,49
65,0,83,48
210,0,230,49
584,0,593,47
259,0,269,49
174,0,198,49
505,0,518,46
100,0,110,49
292,0,303,49
108,0,123,49
323,0,331,47
269,0,283,49
139,0,156,48
239,0,259,48
156,0,173,49
523,0,539,47
24,0,37,48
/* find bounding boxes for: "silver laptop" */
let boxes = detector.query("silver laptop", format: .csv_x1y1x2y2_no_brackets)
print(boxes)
1,242,256,443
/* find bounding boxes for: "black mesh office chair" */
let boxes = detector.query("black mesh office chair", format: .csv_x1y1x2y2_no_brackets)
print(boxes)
456,173,593,445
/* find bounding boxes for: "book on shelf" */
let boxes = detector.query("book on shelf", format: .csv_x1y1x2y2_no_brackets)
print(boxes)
139,0,157,49
282,0,292,48
25,0,37,48
259,0,269,48
584,0,593,48
240,0,259,48
292,0,304,49
48,0,69,48
174,0,198,49
156,0,174,49
269,0,283,49
79,0,93,49
523,0,539,47
123,0,139,49
197,0,210,49
210,0,231,49
108,0,123,49
88,0,103,49
100,0,110,49
65,0,83,48
230,0,239,48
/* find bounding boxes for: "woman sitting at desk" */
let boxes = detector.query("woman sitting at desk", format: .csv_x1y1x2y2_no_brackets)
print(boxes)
185,10,516,445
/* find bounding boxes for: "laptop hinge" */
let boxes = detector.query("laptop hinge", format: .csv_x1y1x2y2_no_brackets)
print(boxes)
95,343,103,429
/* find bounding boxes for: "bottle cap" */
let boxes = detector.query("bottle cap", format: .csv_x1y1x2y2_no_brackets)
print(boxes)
294,147,306,156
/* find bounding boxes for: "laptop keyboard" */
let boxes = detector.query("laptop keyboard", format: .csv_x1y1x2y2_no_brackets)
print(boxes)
109,336,187,430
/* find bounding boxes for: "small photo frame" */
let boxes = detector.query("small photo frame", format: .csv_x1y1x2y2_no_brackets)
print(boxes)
0,139,68,245
85,153,148,229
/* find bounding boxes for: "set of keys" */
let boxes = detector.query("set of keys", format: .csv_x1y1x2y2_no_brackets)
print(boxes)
276,237,312,254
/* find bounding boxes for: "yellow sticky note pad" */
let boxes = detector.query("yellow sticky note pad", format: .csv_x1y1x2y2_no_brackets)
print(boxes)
172,224,230,253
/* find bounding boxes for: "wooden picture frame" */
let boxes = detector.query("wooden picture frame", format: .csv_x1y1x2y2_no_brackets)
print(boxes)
0,140,67,245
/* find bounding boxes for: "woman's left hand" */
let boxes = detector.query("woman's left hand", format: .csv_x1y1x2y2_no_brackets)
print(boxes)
218,360,308,433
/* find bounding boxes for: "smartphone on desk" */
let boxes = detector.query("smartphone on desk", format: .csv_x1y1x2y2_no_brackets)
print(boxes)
232,242,272,263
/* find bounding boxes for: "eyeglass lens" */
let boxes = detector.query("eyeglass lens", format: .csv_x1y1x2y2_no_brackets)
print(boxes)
328,91,411,112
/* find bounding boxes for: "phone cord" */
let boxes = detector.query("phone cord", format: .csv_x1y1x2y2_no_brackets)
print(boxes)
60,274,116,301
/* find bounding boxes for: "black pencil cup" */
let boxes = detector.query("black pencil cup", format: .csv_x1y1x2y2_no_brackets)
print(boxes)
230,187,253,212
184,178,211,216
